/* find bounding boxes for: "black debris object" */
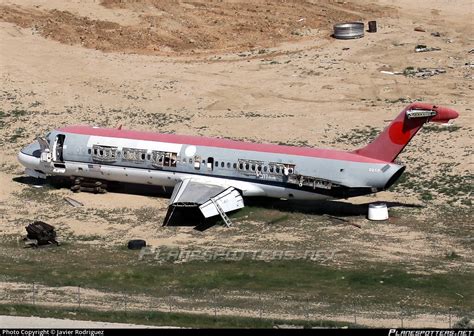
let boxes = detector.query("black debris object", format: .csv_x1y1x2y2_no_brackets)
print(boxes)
368,21,377,33
128,239,146,250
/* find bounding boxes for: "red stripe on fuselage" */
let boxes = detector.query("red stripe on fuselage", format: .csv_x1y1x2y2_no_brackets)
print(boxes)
59,126,385,163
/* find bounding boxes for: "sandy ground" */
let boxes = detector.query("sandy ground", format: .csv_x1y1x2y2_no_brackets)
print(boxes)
0,0,472,327
0,315,164,328
0,0,471,240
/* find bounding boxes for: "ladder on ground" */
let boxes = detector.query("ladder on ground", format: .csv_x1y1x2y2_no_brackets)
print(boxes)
211,198,232,227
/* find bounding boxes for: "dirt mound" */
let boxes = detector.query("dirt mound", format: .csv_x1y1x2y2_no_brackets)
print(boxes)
0,1,385,55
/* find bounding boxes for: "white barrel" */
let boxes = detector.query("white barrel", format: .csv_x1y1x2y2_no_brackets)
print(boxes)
368,203,389,221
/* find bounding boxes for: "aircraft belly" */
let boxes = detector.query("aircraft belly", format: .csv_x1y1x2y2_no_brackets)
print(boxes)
56,161,331,200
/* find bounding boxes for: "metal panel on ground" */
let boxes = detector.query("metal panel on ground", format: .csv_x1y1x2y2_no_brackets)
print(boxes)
199,188,244,218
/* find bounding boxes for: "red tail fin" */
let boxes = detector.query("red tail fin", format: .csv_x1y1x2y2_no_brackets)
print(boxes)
353,103,459,162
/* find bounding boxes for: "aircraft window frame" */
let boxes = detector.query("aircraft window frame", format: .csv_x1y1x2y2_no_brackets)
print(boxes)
151,150,177,167
91,145,118,163
123,147,147,163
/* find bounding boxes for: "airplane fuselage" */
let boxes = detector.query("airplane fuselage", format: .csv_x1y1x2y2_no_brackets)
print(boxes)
18,126,405,201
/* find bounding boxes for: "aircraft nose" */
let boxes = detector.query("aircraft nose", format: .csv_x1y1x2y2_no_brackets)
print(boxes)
20,141,42,158
18,141,41,170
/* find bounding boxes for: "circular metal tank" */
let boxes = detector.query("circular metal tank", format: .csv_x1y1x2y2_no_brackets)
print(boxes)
333,22,365,39
368,203,389,221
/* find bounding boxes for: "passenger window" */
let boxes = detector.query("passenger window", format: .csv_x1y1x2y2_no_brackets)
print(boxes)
221,162,225,168
233,163,237,169
227,162,231,168
263,166,267,172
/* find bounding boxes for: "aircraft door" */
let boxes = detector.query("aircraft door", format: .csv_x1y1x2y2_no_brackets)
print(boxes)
52,134,65,163
207,157,214,171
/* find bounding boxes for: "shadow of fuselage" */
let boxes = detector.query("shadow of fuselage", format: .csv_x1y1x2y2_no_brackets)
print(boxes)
13,176,423,231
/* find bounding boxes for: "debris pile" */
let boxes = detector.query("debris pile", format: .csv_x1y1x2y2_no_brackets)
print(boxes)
24,221,60,247
71,177,107,194
64,196,84,207
415,45,441,53
403,67,446,78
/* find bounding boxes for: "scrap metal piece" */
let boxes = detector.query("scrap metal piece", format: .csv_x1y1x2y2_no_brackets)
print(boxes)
415,45,441,53
64,196,84,207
